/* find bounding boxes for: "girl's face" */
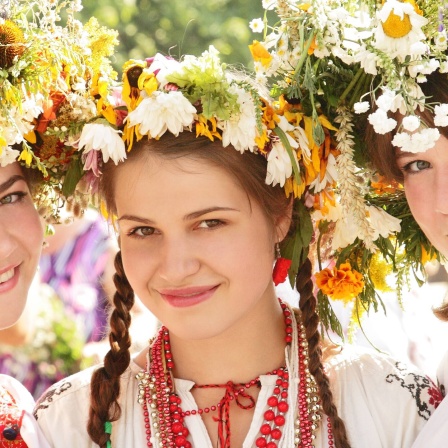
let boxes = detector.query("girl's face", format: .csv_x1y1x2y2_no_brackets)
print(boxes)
0,163,43,328
397,134,448,258
114,154,290,340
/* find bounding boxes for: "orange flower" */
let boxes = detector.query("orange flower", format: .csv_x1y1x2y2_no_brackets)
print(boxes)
315,262,364,303
371,174,402,194
249,41,273,68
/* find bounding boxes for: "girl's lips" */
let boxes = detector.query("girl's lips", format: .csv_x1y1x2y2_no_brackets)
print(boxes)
0,266,19,293
159,285,219,308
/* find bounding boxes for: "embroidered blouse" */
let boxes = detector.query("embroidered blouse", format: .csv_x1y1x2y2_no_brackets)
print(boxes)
34,346,440,447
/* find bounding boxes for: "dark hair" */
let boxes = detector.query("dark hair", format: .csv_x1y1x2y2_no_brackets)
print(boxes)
364,70,448,182
18,163,43,195
88,131,350,447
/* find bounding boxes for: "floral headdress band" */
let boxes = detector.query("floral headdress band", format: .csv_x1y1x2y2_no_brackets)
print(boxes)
77,46,310,200
249,0,447,336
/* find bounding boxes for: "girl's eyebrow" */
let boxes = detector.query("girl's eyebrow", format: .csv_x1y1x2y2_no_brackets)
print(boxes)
0,175,26,194
117,207,240,224
183,207,239,221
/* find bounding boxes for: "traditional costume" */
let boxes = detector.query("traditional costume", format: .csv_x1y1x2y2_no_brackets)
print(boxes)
34,305,440,448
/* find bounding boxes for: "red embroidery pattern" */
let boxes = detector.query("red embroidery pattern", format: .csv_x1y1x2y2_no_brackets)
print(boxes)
0,386,27,447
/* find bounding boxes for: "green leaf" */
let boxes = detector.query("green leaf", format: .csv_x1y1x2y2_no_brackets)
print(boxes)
62,157,84,198
317,290,344,339
281,201,313,285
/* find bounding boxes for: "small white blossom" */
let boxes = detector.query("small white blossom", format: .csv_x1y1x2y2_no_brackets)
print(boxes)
402,115,420,132
434,104,448,127
262,0,277,10
354,101,370,114
249,18,264,33
392,128,440,153
368,109,397,134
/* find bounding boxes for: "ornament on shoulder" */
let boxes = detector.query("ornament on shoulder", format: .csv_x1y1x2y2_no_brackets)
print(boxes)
0,386,27,447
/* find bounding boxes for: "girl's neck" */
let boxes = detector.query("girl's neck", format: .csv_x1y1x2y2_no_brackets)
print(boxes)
169,296,286,385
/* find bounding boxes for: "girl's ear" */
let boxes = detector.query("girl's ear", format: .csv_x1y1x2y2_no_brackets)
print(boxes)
275,197,293,243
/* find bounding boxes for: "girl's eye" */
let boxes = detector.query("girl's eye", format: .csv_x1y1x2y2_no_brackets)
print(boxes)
197,219,224,229
401,159,431,173
0,191,27,205
128,226,156,237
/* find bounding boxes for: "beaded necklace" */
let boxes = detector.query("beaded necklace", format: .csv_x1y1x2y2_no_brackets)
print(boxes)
136,301,334,448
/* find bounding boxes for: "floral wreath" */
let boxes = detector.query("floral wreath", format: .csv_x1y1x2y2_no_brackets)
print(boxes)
249,0,447,337
0,0,118,220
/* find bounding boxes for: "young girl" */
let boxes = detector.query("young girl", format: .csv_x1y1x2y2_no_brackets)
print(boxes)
33,49,438,447
365,69,448,448
0,161,49,447
0,0,117,444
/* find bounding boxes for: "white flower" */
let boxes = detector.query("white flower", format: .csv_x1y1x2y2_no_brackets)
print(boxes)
435,30,448,51
402,115,420,132
266,140,294,187
262,0,277,10
249,18,264,33
392,128,440,153
332,217,359,251
367,206,401,241
354,46,378,75
0,147,20,167
277,115,299,149
376,89,396,112
310,152,338,193
221,85,257,153
374,0,428,61
434,104,448,127
354,101,370,114
128,91,196,138
148,53,182,87
368,109,397,134
78,123,126,165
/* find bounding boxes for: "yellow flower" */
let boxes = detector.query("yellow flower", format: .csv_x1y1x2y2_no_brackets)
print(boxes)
249,41,273,68
122,61,147,112
381,0,422,38
315,262,365,303
18,148,33,166
138,71,158,97
369,253,393,292
284,177,305,198
0,20,26,69
84,17,119,75
421,245,437,264
195,115,222,141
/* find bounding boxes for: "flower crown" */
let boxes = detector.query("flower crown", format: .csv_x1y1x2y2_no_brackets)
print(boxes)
0,0,118,220
249,0,447,336
77,46,314,199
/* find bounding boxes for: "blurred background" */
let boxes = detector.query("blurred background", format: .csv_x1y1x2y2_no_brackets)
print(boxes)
78,0,265,70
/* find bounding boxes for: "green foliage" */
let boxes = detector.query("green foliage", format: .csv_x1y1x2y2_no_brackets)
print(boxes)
79,0,264,70
281,200,313,286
